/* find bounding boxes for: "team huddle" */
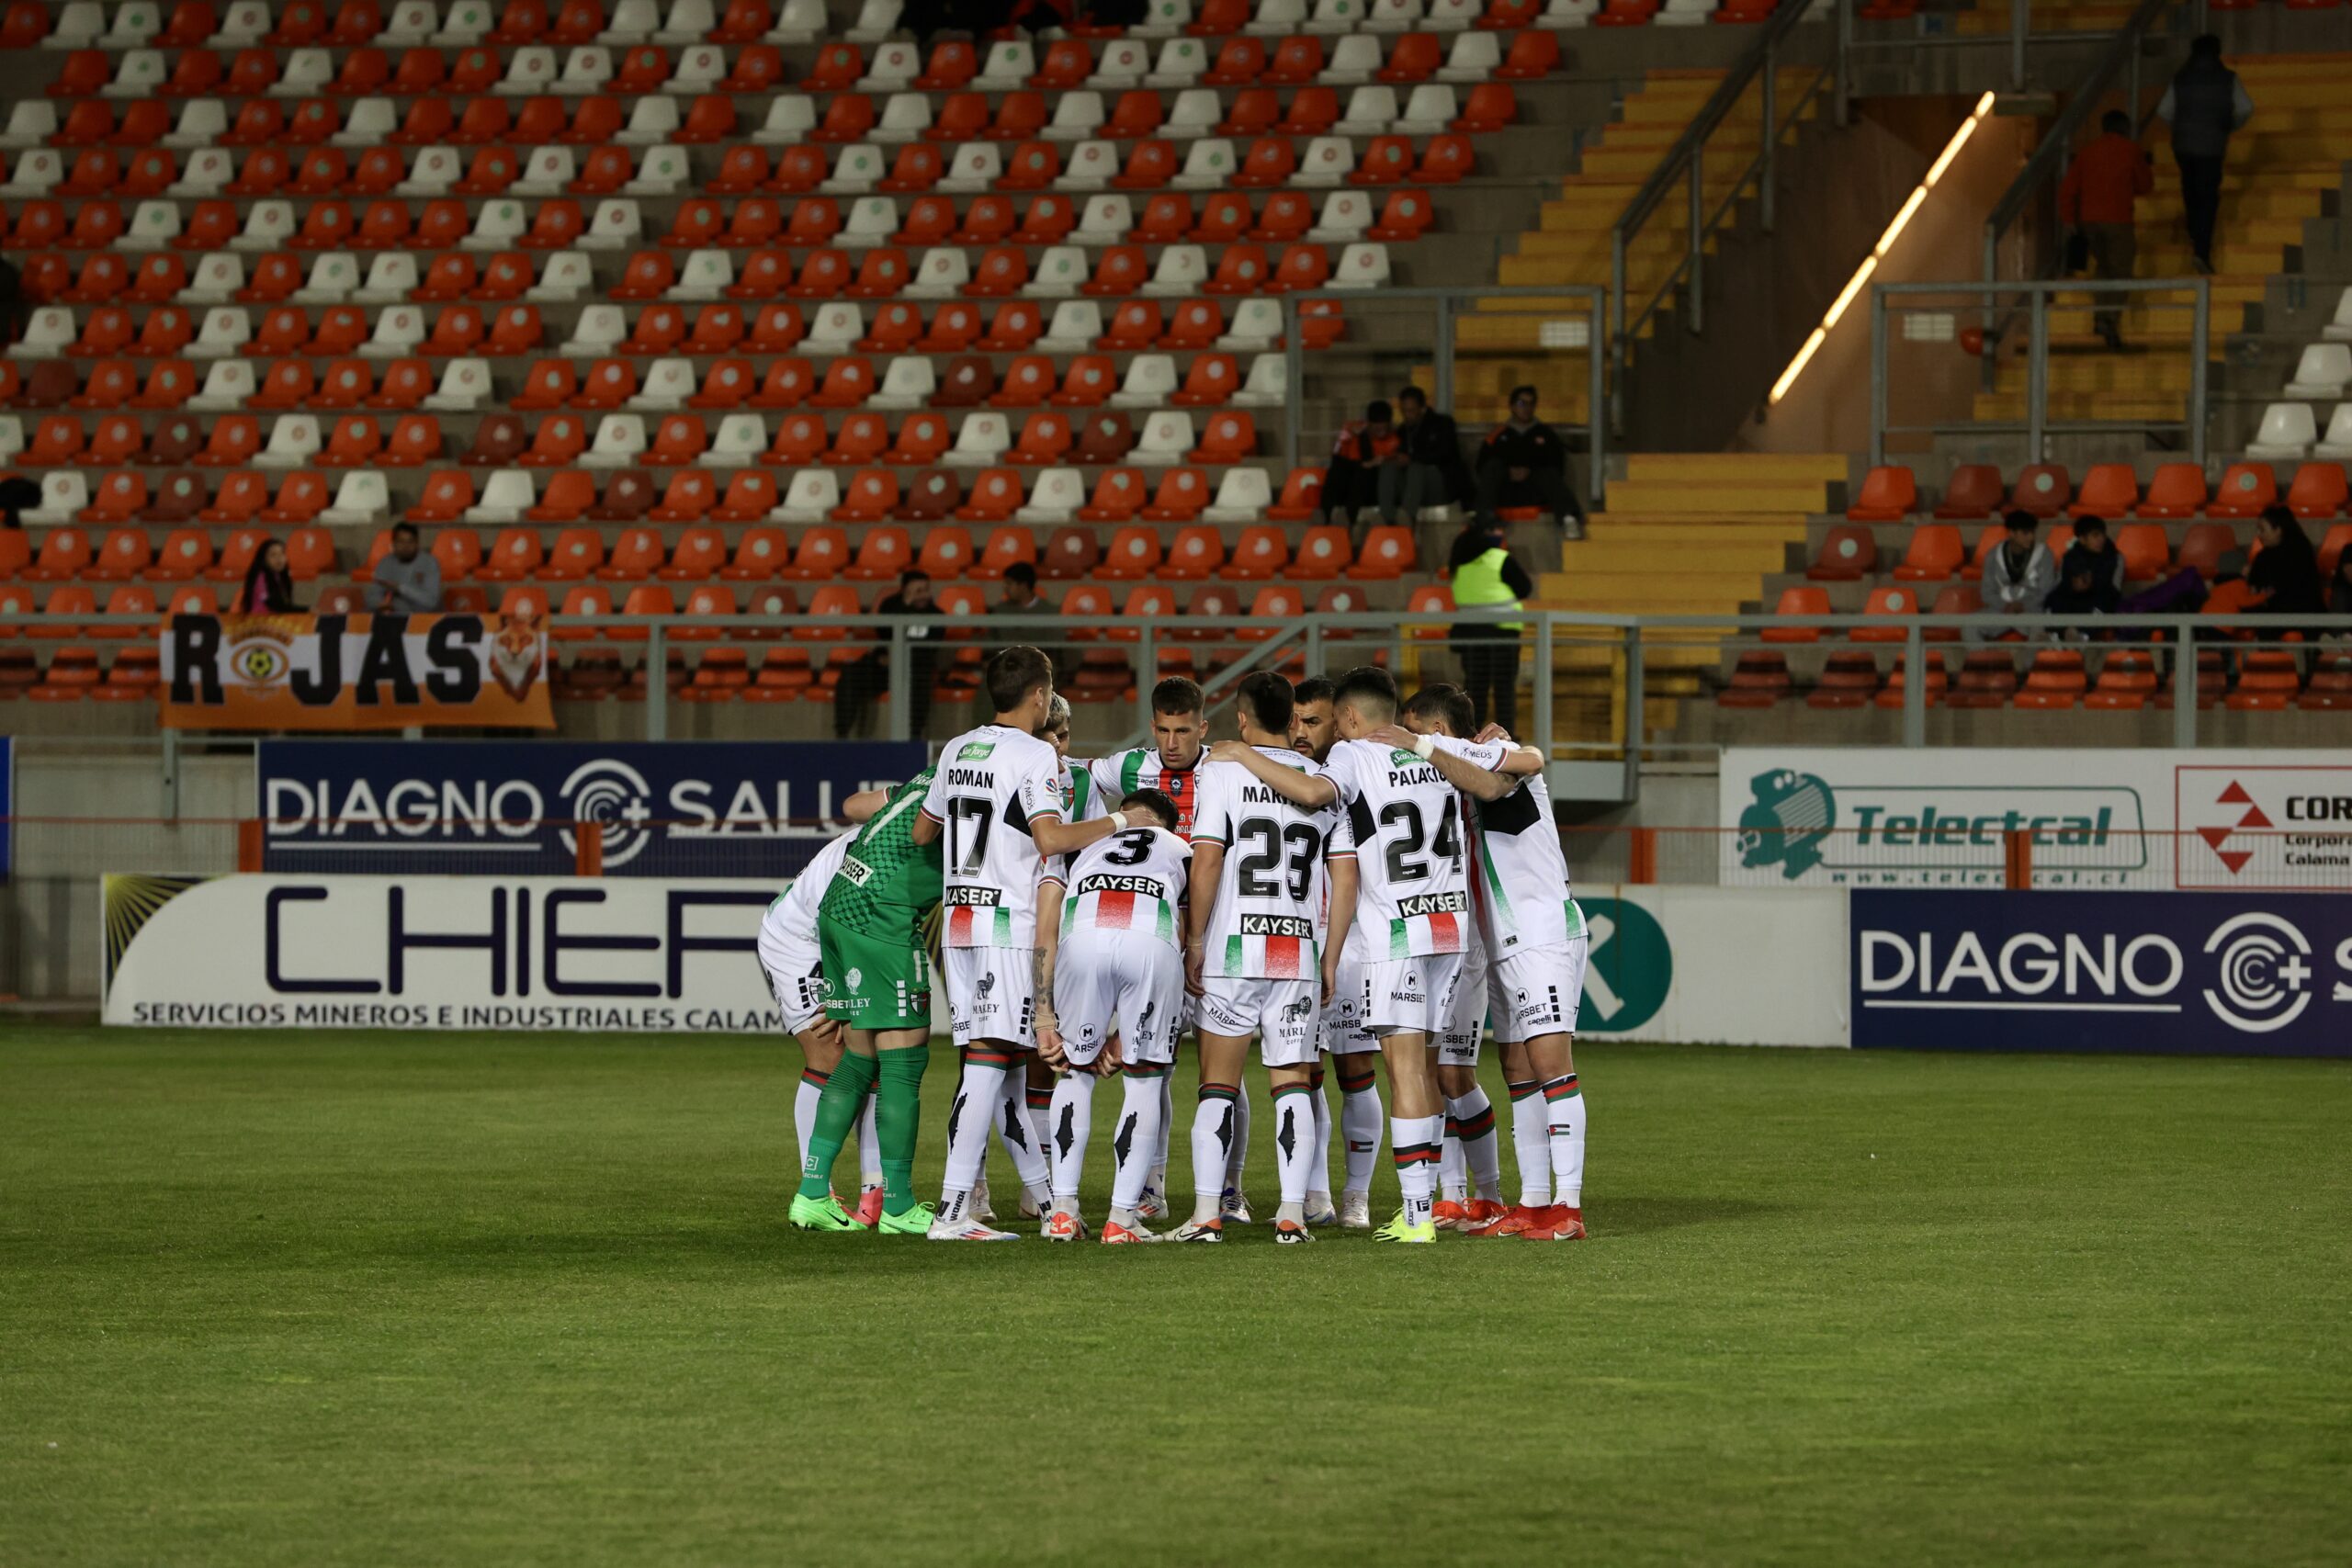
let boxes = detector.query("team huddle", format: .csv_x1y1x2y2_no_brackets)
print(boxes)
763,646,1591,1245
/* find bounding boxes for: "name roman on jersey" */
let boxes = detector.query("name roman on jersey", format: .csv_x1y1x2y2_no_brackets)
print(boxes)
1239,913,1313,938
839,855,875,886
1075,874,1165,897
1396,890,1467,919
944,766,997,789
943,886,1003,907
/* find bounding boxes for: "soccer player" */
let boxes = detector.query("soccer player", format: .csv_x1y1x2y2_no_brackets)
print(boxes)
1035,788,1190,1244
913,646,1162,1241
1184,672,1346,1244
1208,666,1507,1242
1087,678,1250,1223
789,773,944,1235
763,819,882,1226
1293,675,1372,1226
1371,691,1589,1241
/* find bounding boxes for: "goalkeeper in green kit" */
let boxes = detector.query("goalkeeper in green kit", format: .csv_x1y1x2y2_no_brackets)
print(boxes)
789,767,944,1235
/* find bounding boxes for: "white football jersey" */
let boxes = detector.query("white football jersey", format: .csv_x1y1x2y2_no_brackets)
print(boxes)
1429,735,1584,954
1193,746,1342,980
1052,824,1191,947
1321,737,1499,958
921,723,1065,948
758,828,855,975
1088,746,1207,839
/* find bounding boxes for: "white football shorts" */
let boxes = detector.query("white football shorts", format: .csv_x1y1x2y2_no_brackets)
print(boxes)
1322,953,1377,1055
1052,931,1183,1067
1438,942,1489,1066
1198,974,1322,1066
763,957,830,1037
1360,951,1464,1041
1487,937,1588,1043
945,943,1037,1050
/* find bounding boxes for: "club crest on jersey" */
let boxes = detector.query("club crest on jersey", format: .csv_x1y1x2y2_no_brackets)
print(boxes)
956,741,997,761
847,967,864,991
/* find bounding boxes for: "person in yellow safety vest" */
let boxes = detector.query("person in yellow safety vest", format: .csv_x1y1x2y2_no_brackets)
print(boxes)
1443,515,1535,736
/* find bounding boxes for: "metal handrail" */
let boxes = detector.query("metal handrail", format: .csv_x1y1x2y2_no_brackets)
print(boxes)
1608,0,1835,412
1276,284,1610,510
1870,276,2211,466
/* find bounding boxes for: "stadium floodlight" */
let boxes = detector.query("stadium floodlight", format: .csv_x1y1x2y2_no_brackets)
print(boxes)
1769,92,1996,406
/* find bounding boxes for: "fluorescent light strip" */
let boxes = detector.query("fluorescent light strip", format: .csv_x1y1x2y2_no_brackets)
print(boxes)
1767,95,1996,405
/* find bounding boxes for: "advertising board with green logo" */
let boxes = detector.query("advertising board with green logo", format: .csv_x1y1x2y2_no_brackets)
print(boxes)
1722,750,2352,890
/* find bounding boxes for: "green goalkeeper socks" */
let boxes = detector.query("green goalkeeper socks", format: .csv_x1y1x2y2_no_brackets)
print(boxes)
876,1044,930,1216
795,1049,878,1201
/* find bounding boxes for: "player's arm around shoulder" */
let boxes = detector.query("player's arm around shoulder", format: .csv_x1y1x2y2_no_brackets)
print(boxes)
1205,739,1339,808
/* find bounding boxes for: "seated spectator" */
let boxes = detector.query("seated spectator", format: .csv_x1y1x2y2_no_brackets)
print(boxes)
2246,506,2324,617
1475,385,1584,536
0,476,38,531
1320,399,1399,538
366,522,445,615
992,560,1044,615
834,569,940,740
238,538,300,615
2052,514,2124,617
1973,511,2053,640
1385,386,1468,531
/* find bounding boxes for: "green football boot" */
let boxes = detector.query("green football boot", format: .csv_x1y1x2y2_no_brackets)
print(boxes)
875,1201,937,1236
1373,1212,1437,1244
789,1192,867,1233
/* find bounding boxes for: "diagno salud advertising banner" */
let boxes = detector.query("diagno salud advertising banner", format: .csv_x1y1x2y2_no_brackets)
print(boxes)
159,612,554,731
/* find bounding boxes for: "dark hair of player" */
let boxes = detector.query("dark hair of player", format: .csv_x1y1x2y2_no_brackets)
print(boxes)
1334,665,1398,724
1150,675,1204,718
1293,675,1336,706
1404,683,1476,739
1122,788,1179,829
986,645,1055,714
1234,671,1294,737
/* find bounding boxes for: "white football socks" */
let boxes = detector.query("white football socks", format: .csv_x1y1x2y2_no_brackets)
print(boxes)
1391,1112,1442,1228
1109,1071,1164,1223
1308,1069,1334,1208
793,1069,824,1186
1272,1082,1316,1223
1224,1083,1250,1190
1339,1060,1384,1197
1448,1087,1502,1202
937,1056,1008,1223
1189,1083,1239,1224
1046,1070,1093,1215
1545,1074,1586,1209
997,1066,1052,1212
1509,1081,1553,1209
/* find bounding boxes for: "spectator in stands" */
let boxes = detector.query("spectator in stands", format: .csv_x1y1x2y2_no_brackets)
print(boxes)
1320,400,1399,540
1443,513,1534,734
1475,386,1584,536
1976,511,2053,640
238,539,300,615
2052,515,2125,615
992,561,1053,680
992,561,1045,616
833,569,941,740
2328,550,2352,627
2246,507,2324,619
1385,387,1467,535
0,476,38,531
2059,110,2154,350
2159,35,2253,276
365,523,444,615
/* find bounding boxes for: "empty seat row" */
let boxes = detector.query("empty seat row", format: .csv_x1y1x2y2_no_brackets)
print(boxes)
1849,459,2352,523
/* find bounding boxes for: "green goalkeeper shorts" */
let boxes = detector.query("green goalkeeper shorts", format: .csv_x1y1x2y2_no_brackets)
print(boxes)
819,920,933,1031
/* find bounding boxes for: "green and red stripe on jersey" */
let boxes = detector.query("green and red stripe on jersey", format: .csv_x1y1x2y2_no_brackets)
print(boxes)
1067,888,1177,942
946,905,1016,946
1219,932,1315,977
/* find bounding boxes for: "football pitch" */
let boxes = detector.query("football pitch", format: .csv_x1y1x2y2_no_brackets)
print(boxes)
2,1028,2345,1567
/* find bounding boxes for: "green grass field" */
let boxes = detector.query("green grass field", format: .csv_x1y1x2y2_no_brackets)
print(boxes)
2,1028,2346,1566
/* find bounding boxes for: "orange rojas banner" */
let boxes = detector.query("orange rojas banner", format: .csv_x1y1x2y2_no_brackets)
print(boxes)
159,612,554,731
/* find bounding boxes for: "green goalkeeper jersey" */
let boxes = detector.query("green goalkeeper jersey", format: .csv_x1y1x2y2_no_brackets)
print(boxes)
819,769,944,935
